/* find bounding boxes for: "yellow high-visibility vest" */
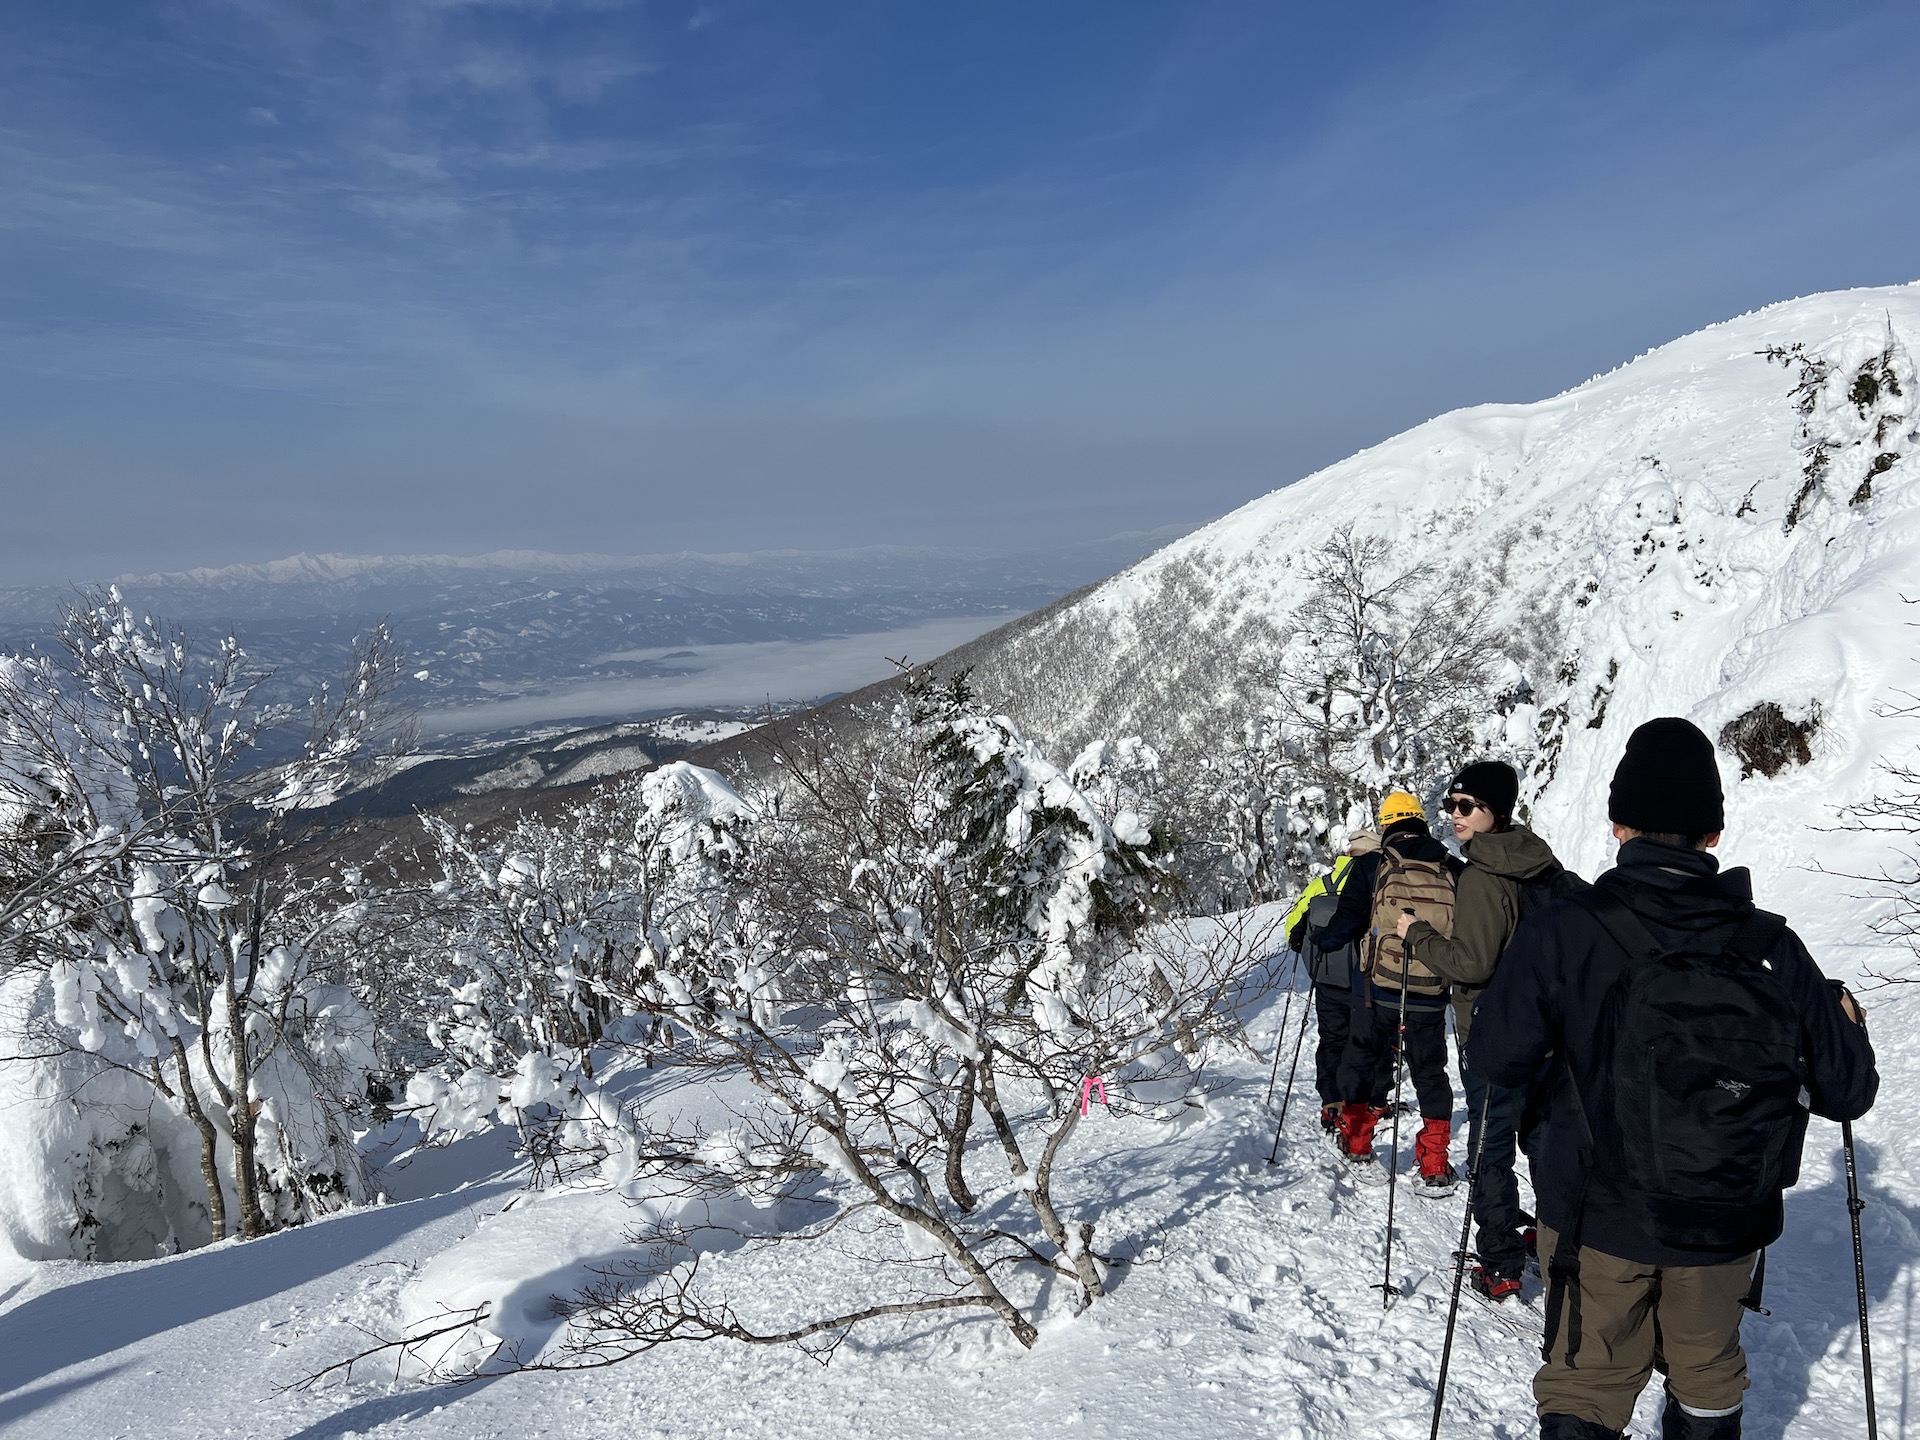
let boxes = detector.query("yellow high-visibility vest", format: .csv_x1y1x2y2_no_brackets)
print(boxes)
1283,853,1355,936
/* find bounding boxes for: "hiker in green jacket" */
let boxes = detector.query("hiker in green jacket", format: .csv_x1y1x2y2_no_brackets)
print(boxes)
1397,760,1570,1300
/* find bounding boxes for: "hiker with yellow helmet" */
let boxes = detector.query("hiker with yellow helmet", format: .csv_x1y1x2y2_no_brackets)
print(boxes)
1309,788,1463,1189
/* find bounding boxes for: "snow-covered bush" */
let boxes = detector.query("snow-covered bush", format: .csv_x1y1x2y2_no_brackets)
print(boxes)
0,593,405,1255
545,671,1279,1357
402,762,747,1181
1767,321,1917,531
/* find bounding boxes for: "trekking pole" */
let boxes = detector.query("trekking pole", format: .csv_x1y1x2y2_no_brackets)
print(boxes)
1374,932,1414,1308
1264,946,1302,1105
1267,983,1313,1175
1841,1120,1879,1440
1267,981,1315,1164
1429,1082,1497,1440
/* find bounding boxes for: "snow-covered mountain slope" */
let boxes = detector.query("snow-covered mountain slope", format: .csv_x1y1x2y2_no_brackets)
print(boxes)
958,283,1920,965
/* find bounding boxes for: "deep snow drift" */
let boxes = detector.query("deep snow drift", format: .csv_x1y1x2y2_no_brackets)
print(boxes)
4,285,1920,1438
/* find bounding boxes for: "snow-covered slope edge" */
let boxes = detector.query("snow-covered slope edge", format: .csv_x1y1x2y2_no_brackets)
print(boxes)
960,283,1920,967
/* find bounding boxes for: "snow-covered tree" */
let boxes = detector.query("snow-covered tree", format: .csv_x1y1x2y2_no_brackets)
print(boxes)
0,593,404,1253
1258,525,1509,862
547,671,1277,1359
400,762,748,1184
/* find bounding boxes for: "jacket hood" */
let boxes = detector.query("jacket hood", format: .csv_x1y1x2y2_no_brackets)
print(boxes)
1463,824,1560,882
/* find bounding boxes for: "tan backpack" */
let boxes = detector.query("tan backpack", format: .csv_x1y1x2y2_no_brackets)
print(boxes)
1364,849,1455,996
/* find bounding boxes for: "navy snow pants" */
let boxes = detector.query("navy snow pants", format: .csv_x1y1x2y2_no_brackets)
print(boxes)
1463,1067,1529,1281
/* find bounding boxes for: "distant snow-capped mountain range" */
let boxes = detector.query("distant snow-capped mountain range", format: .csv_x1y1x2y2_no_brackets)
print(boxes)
0,531,1187,735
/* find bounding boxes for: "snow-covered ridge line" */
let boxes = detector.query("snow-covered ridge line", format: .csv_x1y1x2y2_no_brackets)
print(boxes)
953,281,1920,968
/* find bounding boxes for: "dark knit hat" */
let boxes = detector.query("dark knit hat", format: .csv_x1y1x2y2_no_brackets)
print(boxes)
1447,760,1520,822
1609,717,1725,835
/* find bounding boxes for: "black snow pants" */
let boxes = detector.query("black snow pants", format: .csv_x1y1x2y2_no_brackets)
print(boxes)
1337,991,1452,1120
1312,985,1357,1108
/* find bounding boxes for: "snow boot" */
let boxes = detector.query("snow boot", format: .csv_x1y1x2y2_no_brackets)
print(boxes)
1540,1416,1621,1440
1661,1396,1741,1439
1413,1117,1456,1193
1469,1265,1523,1304
1319,1102,1341,1138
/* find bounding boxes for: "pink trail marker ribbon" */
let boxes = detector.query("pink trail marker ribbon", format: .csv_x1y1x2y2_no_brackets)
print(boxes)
1079,1075,1108,1117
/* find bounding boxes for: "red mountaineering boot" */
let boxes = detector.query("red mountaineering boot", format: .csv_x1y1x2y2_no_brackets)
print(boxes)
1470,1266,1523,1304
1336,1103,1388,1184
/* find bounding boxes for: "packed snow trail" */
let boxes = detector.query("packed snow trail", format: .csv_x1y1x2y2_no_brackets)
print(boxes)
0,964,1910,1439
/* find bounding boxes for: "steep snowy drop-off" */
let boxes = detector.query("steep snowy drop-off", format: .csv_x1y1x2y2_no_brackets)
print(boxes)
963,282,1920,961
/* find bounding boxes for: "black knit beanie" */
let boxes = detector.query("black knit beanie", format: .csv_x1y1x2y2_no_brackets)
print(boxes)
1447,760,1520,823
1609,717,1725,835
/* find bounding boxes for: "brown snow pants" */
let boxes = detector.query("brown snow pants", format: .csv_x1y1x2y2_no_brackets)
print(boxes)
1533,1226,1757,1431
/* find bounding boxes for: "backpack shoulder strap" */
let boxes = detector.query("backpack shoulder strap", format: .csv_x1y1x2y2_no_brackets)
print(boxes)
1572,886,1666,965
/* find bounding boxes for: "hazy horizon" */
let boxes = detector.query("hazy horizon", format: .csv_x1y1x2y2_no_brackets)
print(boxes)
5,4,1919,585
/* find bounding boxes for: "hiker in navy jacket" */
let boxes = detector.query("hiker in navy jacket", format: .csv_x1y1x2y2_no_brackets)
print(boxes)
1468,718,1876,1440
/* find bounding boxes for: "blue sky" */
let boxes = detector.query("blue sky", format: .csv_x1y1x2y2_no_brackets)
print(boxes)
3,1,1919,584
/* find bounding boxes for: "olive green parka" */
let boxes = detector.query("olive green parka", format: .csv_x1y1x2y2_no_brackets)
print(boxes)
1403,823,1560,1047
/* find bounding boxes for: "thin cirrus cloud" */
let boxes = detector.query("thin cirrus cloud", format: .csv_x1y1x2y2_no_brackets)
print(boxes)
1,1,1918,585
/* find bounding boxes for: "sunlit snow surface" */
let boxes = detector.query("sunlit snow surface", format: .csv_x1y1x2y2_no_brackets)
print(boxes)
5,284,1920,1437
0,970,1908,1438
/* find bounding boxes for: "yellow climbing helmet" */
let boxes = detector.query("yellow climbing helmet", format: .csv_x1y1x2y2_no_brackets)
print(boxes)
1377,789,1427,827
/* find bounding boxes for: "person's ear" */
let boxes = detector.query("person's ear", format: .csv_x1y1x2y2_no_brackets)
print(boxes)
1702,832,1722,850
1611,822,1634,843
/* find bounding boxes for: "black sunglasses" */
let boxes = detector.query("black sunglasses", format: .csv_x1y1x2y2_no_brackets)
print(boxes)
1442,796,1487,816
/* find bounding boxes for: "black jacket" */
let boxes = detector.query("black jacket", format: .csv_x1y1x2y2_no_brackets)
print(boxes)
1313,826,1460,1009
1467,838,1878,1266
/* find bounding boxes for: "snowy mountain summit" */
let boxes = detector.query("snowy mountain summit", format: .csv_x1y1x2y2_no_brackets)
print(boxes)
963,282,1920,938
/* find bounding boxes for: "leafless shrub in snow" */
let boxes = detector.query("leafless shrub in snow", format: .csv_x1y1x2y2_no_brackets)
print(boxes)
544,670,1280,1356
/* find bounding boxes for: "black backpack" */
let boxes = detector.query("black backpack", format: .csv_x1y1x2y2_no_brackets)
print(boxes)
1515,861,1590,926
1541,888,1804,1364
1587,890,1808,1250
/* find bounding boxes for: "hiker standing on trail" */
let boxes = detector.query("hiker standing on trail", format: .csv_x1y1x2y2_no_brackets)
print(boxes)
1395,760,1573,1302
1286,829,1383,1138
1313,791,1461,1191
1468,718,1878,1440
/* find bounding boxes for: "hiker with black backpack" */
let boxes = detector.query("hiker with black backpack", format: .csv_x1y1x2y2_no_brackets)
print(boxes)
1395,760,1576,1303
1313,791,1462,1191
1468,718,1878,1440
1286,828,1383,1138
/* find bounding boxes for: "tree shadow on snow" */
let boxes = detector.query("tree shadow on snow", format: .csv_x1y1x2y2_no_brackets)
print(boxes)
278,1374,514,1440
1743,1136,1920,1440
0,1179,517,1408
0,1365,131,1430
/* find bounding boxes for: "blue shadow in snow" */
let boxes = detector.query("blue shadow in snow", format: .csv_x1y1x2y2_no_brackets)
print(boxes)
0,1179,516,1404
280,1374,513,1440
1744,1136,1920,1440
0,1365,131,1429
